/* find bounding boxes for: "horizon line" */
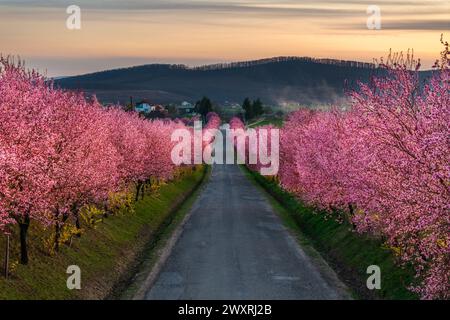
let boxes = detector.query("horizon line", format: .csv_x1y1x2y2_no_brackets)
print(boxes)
54,54,433,79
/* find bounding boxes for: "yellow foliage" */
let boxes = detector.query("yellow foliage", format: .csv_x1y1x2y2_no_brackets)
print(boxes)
436,238,447,248
148,177,162,194
42,223,82,255
9,260,19,274
173,165,196,180
108,191,135,216
59,224,81,246
382,243,401,256
80,205,105,227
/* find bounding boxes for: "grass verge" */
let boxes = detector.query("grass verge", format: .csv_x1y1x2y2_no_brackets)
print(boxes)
116,165,211,299
248,117,284,128
0,165,209,300
242,166,418,300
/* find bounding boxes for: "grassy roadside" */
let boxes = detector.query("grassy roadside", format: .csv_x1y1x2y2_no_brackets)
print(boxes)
116,165,211,299
248,117,284,128
241,166,418,300
0,165,209,300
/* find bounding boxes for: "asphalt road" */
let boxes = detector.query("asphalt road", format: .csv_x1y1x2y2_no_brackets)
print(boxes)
145,130,348,300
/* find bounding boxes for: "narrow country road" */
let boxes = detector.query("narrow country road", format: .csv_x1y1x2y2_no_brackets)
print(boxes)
145,129,349,300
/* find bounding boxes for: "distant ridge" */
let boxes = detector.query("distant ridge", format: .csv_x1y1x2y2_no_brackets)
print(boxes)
192,56,376,71
108,56,376,72
56,56,426,106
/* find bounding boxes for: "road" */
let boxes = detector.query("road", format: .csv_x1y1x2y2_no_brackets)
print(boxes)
145,130,349,300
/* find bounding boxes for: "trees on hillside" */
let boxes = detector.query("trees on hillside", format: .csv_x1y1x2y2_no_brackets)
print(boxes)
195,96,213,122
242,98,264,121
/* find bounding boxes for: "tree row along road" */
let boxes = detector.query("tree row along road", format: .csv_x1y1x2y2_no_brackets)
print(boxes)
145,131,350,299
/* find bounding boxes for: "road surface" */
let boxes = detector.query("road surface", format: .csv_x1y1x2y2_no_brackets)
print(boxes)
145,130,349,300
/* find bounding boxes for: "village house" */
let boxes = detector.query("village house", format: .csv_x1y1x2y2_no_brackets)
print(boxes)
135,99,156,114
177,101,196,115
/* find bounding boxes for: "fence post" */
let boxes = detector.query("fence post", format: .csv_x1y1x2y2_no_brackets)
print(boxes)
4,234,10,279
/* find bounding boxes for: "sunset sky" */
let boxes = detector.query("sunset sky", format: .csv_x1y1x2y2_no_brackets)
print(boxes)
0,0,448,76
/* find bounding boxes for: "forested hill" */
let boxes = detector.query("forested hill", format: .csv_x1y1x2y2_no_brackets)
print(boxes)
55,57,429,105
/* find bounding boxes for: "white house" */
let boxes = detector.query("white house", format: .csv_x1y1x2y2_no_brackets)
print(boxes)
135,100,156,114
177,101,195,115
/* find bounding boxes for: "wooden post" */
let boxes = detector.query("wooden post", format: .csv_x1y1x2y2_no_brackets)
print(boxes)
4,234,10,279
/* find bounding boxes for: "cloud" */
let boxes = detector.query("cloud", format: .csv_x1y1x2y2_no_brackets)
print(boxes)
1,0,447,22
1,0,446,13
340,19,450,31
1,0,445,76
2,0,447,25
382,20,450,31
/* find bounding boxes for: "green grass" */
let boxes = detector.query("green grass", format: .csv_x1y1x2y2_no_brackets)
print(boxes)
248,117,284,128
0,166,208,300
242,166,418,300
118,165,212,299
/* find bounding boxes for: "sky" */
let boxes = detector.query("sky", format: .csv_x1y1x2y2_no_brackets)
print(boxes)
0,0,448,76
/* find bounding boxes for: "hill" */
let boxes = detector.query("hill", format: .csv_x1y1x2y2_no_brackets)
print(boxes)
55,57,428,106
